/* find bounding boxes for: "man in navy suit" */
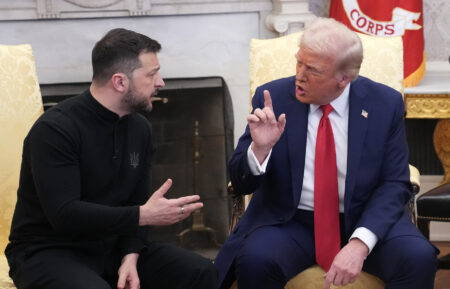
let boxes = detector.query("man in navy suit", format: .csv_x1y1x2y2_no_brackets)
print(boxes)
215,17,438,289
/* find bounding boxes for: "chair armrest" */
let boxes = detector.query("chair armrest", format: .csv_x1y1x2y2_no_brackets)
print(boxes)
228,182,244,234
409,164,420,195
408,164,421,225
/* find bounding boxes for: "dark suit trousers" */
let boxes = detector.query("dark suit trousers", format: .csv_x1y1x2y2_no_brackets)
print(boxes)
228,210,437,289
8,239,218,289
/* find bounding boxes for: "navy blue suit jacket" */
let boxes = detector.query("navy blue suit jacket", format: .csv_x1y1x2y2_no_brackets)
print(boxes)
215,75,420,286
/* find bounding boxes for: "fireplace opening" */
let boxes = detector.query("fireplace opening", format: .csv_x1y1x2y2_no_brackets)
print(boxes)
40,77,234,260
142,77,234,259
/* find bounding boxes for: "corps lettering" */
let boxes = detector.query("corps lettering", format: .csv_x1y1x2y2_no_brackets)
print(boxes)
350,9,395,36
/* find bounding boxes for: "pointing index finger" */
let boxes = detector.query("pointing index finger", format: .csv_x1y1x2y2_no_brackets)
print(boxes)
263,90,273,110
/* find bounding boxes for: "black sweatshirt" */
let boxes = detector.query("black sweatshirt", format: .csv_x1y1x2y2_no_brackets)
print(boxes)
6,89,152,257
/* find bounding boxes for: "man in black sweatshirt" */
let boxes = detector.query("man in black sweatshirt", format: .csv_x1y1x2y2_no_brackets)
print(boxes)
5,28,218,289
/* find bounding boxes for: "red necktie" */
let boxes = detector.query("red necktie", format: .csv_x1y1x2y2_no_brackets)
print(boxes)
314,104,341,272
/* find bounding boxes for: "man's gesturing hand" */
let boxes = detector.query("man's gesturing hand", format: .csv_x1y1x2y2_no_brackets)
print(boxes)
117,253,140,289
248,90,286,164
139,179,203,226
323,238,368,289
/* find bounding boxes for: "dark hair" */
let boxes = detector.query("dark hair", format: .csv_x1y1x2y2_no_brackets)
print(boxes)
92,28,161,83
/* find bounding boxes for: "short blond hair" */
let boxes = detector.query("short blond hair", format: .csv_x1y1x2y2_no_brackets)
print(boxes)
300,17,363,81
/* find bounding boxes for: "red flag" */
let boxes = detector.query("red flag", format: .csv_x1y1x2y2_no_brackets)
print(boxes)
330,0,425,87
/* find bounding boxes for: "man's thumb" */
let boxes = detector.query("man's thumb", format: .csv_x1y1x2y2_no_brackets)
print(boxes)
153,179,172,198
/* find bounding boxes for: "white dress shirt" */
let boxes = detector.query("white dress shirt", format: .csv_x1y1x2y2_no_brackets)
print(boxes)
247,83,378,254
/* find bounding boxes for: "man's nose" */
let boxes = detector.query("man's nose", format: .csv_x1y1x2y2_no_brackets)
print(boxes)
156,73,165,88
296,66,307,82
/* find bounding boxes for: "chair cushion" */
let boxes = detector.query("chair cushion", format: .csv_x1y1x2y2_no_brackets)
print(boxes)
0,255,15,288
417,183,450,220
249,31,404,100
286,265,384,289
0,44,43,252
230,265,384,289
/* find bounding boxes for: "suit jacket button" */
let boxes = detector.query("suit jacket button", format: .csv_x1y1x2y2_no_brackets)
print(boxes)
278,217,285,223
243,233,249,239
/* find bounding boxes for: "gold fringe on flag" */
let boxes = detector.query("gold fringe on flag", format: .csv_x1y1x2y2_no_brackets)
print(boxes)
404,52,426,88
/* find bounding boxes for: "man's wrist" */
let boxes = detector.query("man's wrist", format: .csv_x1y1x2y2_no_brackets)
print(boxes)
251,142,271,164
348,238,369,258
247,143,271,175
350,227,378,255
138,206,145,226
122,253,139,265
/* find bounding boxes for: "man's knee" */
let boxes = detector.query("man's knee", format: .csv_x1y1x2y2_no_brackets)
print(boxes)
401,237,438,276
189,255,217,277
176,254,217,289
368,236,438,288
235,227,314,283
193,257,218,282
138,243,218,288
236,247,285,280
391,237,438,289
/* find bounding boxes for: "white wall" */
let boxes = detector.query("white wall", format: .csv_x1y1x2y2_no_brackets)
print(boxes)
0,13,261,141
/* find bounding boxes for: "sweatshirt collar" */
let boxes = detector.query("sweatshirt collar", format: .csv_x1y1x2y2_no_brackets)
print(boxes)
83,89,121,122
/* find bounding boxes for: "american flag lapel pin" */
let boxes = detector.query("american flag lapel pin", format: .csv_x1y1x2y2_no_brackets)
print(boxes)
361,109,368,118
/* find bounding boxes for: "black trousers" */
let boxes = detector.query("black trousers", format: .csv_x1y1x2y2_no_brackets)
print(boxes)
7,240,218,289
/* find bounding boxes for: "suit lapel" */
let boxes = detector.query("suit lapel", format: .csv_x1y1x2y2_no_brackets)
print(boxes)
345,78,369,210
280,86,309,205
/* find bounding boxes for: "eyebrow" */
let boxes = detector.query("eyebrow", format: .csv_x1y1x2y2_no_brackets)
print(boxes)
147,65,160,74
297,59,320,71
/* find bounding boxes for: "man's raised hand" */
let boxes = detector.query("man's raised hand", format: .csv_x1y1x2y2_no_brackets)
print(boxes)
139,179,203,226
247,90,286,164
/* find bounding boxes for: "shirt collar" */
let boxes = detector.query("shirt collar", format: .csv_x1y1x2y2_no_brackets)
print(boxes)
310,83,351,116
84,89,121,122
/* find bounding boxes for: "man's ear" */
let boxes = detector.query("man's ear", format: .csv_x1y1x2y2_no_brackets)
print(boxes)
111,73,128,93
337,73,351,89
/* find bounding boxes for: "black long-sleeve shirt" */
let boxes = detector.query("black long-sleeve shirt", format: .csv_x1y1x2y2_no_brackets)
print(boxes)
6,89,153,257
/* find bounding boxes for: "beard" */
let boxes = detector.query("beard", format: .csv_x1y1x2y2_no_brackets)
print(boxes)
122,83,156,113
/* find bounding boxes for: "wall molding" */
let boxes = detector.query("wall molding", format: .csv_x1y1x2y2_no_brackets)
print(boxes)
0,0,272,20
265,0,316,35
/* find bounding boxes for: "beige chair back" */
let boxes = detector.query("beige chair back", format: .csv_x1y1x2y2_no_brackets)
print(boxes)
249,31,404,100
0,44,43,252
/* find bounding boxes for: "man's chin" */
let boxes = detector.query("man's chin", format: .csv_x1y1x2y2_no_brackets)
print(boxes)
140,102,153,112
130,102,152,113
295,94,310,104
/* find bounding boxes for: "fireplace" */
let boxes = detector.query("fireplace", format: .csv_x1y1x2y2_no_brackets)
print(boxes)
142,77,234,253
40,77,234,259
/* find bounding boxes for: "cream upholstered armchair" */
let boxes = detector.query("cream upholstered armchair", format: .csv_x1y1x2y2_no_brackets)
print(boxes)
228,31,421,289
0,44,44,288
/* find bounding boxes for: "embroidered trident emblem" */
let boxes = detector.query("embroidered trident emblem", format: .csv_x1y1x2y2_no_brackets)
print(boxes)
130,152,139,168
